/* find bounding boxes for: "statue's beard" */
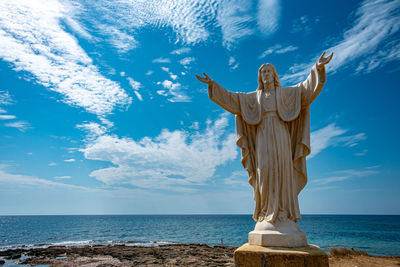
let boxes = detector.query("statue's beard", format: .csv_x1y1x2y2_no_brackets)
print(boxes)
263,80,274,90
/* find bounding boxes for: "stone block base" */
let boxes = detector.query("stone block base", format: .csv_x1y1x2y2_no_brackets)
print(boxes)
234,243,329,267
249,230,307,247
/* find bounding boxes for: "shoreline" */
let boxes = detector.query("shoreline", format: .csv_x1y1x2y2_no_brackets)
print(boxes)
1,244,399,267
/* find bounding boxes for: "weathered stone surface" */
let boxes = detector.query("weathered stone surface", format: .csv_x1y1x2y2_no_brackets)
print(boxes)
234,243,329,267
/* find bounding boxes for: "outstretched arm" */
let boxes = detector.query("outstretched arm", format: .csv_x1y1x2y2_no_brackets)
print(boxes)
301,52,333,106
196,73,241,115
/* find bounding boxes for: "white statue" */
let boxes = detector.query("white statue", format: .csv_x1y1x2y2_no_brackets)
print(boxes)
196,52,333,247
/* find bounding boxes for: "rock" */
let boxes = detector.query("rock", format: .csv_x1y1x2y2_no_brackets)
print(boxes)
234,243,329,267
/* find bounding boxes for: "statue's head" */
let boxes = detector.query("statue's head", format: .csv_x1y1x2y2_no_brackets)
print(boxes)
257,63,281,91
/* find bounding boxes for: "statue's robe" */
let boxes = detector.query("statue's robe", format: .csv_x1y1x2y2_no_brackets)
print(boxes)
208,64,326,222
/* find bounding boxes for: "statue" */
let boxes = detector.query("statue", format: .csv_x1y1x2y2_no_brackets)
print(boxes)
196,52,333,247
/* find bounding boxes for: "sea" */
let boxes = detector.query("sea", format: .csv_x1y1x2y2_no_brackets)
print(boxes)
0,215,399,257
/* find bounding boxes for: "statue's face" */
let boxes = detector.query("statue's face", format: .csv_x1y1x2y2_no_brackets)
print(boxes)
261,65,274,85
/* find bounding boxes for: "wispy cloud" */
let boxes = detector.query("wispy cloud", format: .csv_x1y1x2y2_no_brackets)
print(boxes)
80,114,237,191
258,44,298,59
153,57,171,64
133,91,143,102
0,115,16,120
127,77,141,90
309,123,366,159
355,149,368,156
0,1,131,116
54,175,71,180
127,77,143,101
282,0,400,83
171,47,191,55
224,170,248,186
179,57,195,68
77,122,108,141
228,56,239,70
257,0,280,35
64,158,76,162
48,162,57,167
189,121,200,130
217,0,255,50
0,167,89,191
0,108,6,113
4,121,31,132
314,166,379,185
0,91,15,105
161,67,178,80
156,80,190,102
69,0,280,52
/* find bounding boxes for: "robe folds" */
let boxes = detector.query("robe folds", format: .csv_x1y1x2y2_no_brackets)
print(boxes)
208,64,326,222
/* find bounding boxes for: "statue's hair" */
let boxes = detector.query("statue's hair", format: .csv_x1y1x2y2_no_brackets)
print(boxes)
257,63,281,91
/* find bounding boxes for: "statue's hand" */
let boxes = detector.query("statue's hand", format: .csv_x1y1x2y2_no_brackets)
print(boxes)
195,72,213,85
317,51,333,68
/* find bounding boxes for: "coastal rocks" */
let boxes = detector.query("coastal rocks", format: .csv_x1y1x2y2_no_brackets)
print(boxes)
0,259,5,265
0,244,398,266
3,244,236,266
234,243,329,267
0,248,24,259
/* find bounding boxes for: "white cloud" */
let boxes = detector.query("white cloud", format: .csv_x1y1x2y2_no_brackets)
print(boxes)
156,80,190,102
0,108,6,113
258,44,298,59
127,77,142,101
80,114,237,191
161,67,178,80
153,57,171,64
355,149,368,156
0,91,14,105
145,70,153,76
314,166,379,185
179,57,195,67
69,0,274,51
0,167,89,191
216,0,255,50
120,72,125,77
257,0,280,35
96,24,138,53
309,123,366,159
282,0,400,83
4,121,31,132
54,175,71,179
171,47,191,55
0,115,16,120
134,91,143,101
228,56,239,70
189,121,200,130
64,158,76,162
48,162,57,167
64,16,93,41
224,170,248,186
0,0,131,116
77,122,108,140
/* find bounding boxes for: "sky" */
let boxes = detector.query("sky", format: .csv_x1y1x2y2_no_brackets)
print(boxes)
0,0,399,215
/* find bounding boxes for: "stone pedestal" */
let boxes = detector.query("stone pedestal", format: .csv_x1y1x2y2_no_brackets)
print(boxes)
234,243,329,267
249,217,308,247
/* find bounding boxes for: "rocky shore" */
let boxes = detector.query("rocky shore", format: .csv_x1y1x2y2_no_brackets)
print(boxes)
0,244,399,266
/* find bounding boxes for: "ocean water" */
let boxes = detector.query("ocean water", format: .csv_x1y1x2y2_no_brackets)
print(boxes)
0,215,399,256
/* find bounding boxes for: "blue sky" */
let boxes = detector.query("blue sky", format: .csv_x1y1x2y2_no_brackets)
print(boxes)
0,0,399,215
